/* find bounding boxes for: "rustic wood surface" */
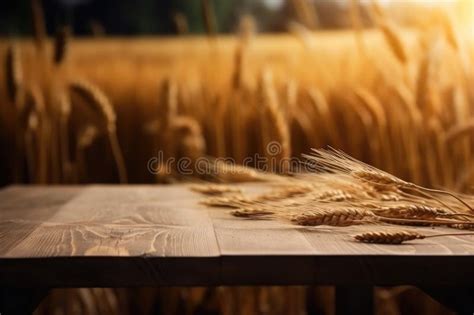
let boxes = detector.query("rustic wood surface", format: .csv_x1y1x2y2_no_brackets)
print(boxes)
1,185,474,288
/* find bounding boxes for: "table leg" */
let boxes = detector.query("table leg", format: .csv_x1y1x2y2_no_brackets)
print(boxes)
335,286,373,315
0,288,48,315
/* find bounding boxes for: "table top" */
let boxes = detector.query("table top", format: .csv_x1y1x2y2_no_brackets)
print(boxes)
1,185,474,288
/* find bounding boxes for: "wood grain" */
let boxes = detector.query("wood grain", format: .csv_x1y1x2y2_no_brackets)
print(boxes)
1,185,474,287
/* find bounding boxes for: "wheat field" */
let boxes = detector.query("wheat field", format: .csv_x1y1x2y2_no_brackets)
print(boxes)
1,27,473,188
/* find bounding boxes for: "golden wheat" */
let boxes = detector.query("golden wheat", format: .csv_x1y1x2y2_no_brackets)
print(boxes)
354,230,474,244
354,230,425,244
292,208,371,226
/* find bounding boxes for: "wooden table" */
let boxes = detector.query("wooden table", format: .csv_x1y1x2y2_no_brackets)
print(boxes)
1,185,474,314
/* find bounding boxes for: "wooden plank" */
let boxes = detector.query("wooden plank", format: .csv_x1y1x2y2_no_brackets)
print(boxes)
299,225,474,256
5,185,220,258
0,186,81,256
1,185,222,287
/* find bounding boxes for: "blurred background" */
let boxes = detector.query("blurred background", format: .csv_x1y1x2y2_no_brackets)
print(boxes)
1,0,473,36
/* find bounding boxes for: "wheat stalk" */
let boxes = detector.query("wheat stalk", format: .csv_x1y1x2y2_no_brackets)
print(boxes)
5,43,26,182
238,14,255,45
55,92,72,182
349,0,366,58
160,78,178,128
259,69,291,172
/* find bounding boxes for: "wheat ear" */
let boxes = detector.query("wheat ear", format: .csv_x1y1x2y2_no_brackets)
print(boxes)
444,120,474,144
53,26,70,65
170,116,206,161
69,79,116,130
308,148,473,212
375,205,454,219
354,231,425,244
89,20,105,36
378,20,407,64
291,208,371,227
75,125,99,183
290,0,318,30
354,230,474,244
172,12,188,35
353,169,473,212
31,0,47,52
22,85,47,183
69,79,128,183
368,1,407,64
5,43,23,105
231,208,275,218
200,0,216,36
